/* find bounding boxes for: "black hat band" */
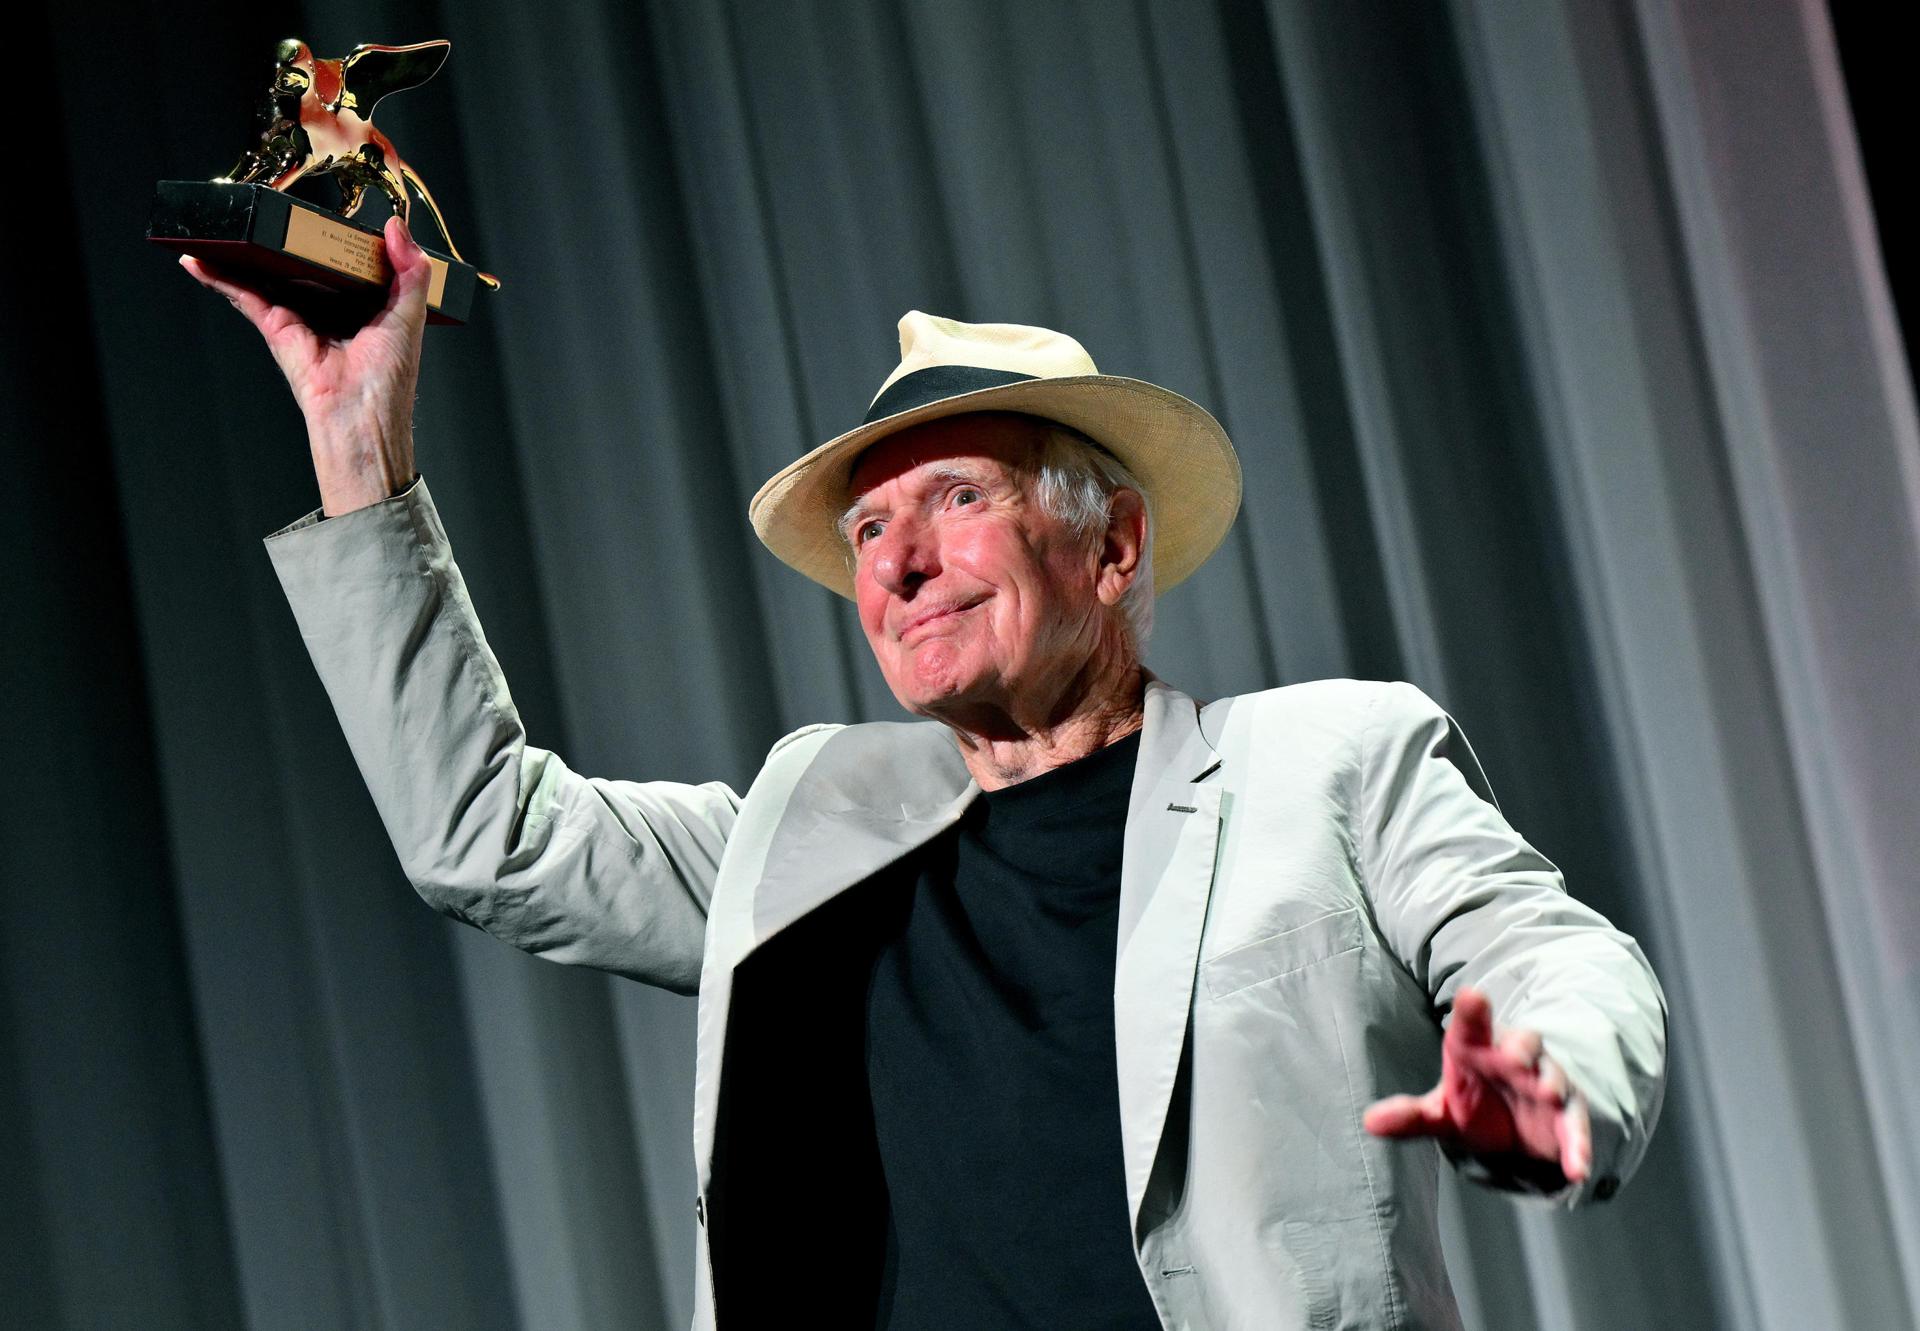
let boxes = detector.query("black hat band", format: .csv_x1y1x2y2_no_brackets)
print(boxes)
861,365,1040,424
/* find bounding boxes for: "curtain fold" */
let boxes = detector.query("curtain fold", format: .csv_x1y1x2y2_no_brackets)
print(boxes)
5,0,1912,1326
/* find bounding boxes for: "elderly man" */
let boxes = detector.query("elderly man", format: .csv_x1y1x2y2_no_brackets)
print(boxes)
186,216,1666,1330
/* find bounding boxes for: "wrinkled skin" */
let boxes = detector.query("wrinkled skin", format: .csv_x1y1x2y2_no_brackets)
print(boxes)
184,237,1595,1192
842,414,1591,1183
842,412,1148,789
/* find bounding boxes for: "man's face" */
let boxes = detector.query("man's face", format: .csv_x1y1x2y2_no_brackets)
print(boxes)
843,413,1114,719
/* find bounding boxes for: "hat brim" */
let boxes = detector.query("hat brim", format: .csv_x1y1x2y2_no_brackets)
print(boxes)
747,375,1242,601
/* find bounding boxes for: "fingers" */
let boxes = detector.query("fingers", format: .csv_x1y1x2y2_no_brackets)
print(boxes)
1363,1087,1447,1138
1447,993,1552,1096
1532,1047,1566,1099
1440,988,1497,1115
179,253,280,331
1556,1089,1592,1183
1459,1032,1565,1118
1383,989,1597,1188
181,215,428,344
1497,1027,1543,1066
1447,986,1495,1048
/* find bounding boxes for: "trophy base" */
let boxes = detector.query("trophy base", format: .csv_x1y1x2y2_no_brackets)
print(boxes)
147,181,480,326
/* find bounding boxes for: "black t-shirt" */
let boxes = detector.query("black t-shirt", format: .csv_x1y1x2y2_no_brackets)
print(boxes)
864,728,1162,1329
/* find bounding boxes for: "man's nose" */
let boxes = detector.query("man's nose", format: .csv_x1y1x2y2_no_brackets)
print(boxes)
869,517,939,597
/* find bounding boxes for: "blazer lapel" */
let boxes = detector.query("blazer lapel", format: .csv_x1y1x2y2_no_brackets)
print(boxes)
695,720,977,1189
697,683,1226,1234
1114,677,1227,1233
724,719,978,971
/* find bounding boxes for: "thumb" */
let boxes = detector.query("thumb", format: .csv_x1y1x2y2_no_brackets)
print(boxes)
1363,1087,1447,1138
379,213,432,326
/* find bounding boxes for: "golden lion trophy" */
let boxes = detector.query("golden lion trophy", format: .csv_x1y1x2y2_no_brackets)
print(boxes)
148,38,499,326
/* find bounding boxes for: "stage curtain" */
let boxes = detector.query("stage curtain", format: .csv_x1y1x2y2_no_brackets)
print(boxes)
5,0,1914,1326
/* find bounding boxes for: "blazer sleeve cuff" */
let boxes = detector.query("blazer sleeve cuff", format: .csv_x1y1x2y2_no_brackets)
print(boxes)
1442,1140,1583,1207
263,473,426,544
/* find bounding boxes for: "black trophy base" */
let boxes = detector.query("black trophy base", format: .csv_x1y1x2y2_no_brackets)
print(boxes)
148,180,481,327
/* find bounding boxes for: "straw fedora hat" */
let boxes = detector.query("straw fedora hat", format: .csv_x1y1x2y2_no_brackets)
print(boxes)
747,311,1242,601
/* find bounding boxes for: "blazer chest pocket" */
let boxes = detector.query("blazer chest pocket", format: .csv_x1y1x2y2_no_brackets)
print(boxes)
1200,906,1365,1001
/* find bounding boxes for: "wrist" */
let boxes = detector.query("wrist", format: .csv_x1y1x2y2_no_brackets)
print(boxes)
308,425,415,517
317,476,416,518
312,448,416,517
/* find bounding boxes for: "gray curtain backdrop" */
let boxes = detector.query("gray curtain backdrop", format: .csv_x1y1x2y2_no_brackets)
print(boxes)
5,0,1915,1327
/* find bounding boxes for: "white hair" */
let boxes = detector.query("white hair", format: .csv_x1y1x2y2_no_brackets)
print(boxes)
1028,421,1156,652
836,413,1156,652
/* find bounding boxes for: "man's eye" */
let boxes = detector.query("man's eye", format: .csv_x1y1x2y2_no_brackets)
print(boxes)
857,520,884,545
953,488,981,507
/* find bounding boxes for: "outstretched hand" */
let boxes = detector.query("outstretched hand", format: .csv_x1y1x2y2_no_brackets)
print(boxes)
1362,986,1591,1187
178,212,433,516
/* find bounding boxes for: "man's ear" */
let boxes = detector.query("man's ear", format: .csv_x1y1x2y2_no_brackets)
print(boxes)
1096,488,1147,607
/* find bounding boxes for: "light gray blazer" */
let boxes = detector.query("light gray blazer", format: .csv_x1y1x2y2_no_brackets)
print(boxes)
265,476,1668,1331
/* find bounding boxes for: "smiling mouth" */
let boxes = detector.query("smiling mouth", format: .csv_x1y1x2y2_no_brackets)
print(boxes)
897,600,981,641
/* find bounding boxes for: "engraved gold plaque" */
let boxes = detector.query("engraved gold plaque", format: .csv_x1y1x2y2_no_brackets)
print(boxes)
283,207,449,308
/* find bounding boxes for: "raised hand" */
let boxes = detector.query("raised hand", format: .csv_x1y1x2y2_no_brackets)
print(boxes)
1361,986,1591,1188
179,212,433,516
